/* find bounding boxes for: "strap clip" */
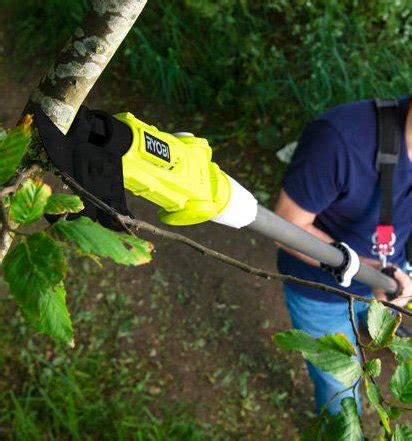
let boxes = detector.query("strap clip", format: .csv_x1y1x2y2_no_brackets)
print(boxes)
372,225,396,267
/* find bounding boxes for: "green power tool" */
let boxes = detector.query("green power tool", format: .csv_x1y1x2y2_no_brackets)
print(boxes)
34,105,258,231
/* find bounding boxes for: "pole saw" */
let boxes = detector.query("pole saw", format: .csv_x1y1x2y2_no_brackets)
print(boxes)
34,105,400,299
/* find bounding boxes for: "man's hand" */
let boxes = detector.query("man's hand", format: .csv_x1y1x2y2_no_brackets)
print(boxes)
375,268,412,308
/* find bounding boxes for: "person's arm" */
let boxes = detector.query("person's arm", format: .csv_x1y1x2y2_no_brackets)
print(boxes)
275,189,412,305
274,189,332,267
275,188,382,267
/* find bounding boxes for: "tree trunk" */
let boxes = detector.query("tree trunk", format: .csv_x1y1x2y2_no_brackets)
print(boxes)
28,0,147,134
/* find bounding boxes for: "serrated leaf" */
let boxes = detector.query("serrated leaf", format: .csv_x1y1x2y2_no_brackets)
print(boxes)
33,283,73,344
365,379,391,434
319,333,357,357
52,217,153,266
324,397,363,441
274,330,361,387
0,123,31,185
391,424,412,441
390,362,412,403
365,358,382,377
390,336,412,362
3,232,66,301
368,301,399,348
113,233,154,264
3,232,67,342
44,193,84,215
273,328,320,351
9,179,51,225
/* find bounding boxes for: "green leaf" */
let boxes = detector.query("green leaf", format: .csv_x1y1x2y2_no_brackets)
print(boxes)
44,193,84,215
3,232,68,341
324,397,363,441
3,231,72,343
365,379,391,434
391,424,412,441
0,123,31,185
387,407,403,420
117,233,154,264
273,330,361,387
3,232,66,301
33,283,73,344
367,301,399,348
273,328,320,351
9,179,51,225
319,333,357,357
365,358,382,377
390,362,412,403
390,336,412,362
52,217,153,266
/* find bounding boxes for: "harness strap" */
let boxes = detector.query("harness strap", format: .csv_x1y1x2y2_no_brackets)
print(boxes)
373,99,402,265
375,98,401,224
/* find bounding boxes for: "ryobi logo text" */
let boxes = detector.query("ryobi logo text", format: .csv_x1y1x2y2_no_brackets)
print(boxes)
144,132,170,163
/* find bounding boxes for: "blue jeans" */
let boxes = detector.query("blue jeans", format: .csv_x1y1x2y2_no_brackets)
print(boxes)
283,285,374,415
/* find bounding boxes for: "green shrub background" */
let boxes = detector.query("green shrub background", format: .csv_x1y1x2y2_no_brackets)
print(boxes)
6,0,412,149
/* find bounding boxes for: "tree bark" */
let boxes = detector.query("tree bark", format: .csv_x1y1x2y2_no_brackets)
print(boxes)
28,0,147,134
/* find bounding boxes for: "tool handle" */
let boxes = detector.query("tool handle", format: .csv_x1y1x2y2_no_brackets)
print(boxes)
247,205,398,295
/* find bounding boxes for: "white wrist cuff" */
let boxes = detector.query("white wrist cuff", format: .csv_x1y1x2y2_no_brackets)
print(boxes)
212,175,258,229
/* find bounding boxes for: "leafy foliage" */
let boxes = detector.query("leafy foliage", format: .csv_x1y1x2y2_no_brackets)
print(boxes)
391,424,412,441
364,359,381,378
365,379,390,434
367,300,400,347
390,362,412,404
390,336,412,362
3,232,69,342
9,178,51,225
3,232,67,305
273,330,361,387
52,217,153,266
0,118,31,185
275,301,412,439
0,125,153,344
44,193,84,214
34,283,73,345
324,398,363,441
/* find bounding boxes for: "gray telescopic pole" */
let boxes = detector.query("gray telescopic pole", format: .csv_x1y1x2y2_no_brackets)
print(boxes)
248,205,398,295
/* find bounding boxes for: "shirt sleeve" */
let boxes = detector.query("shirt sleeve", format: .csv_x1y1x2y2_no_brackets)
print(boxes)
282,119,348,214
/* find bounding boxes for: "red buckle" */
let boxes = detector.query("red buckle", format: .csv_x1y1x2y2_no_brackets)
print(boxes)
376,225,395,246
372,225,396,260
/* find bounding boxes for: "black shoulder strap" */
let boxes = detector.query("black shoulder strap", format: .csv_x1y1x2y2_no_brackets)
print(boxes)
375,98,401,226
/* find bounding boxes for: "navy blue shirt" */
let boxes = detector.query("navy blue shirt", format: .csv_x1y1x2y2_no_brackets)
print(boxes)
277,97,412,302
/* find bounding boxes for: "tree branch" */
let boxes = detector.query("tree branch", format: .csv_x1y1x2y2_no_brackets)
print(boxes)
348,297,368,366
57,170,412,318
25,0,148,134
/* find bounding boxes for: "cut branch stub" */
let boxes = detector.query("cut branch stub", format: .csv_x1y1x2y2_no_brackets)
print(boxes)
28,0,147,134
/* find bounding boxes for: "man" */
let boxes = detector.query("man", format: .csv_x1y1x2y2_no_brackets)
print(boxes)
274,96,412,415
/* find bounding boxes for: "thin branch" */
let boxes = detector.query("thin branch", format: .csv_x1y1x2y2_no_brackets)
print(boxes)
348,297,368,364
0,165,42,197
57,170,412,318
